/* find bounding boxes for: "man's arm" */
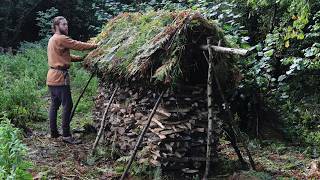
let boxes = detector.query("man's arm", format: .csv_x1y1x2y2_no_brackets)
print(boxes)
60,35,98,51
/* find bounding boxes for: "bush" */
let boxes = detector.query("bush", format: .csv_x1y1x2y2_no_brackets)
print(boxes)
36,7,59,38
0,44,48,126
0,117,32,179
237,2,320,148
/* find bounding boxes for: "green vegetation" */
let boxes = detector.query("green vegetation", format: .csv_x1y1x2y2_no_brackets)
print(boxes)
0,43,48,126
237,0,320,148
0,6,99,178
86,10,176,78
0,40,98,179
0,117,32,179
0,0,101,48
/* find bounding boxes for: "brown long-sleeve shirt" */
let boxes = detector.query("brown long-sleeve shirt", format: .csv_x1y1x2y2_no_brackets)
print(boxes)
46,34,97,86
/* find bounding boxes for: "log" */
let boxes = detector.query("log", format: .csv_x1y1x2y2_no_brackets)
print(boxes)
200,45,254,56
160,156,218,162
91,81,225,173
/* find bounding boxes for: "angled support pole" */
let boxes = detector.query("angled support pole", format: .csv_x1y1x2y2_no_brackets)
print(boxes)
91,85,119,155
120,90,165,180
70,72,95,122
71,61,102,124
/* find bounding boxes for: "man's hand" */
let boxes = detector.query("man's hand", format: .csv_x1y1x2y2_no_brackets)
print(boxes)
91,43,99,49
96,41,103,47
70,55,84,62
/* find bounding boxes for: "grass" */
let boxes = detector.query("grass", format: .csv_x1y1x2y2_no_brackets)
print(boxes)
85,10,234,88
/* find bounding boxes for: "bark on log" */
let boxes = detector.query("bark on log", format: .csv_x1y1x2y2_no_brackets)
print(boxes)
200,45,251,56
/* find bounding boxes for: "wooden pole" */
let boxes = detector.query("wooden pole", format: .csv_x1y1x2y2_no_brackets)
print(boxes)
120,91,164,180
200,45,250,56
91,86,119,154
203,38,215,180
205,41,256,170
245,144,256,170
70,72,95,122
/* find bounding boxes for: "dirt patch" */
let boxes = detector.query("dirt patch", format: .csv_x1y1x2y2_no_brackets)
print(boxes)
24,131,115,179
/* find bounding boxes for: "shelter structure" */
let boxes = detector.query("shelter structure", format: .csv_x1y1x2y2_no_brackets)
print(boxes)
84,10,253,178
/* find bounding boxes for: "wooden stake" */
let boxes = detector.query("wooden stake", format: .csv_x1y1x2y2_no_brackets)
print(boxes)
245,145,256,170
120,91,164,180
111,131,117,160
91,86,119,154
203,37,216,180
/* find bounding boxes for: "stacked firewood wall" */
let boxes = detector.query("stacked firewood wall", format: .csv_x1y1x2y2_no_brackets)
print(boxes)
93,80,222,171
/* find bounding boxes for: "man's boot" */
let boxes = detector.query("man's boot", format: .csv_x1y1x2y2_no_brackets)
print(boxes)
62,136,82,144
50,131,61,138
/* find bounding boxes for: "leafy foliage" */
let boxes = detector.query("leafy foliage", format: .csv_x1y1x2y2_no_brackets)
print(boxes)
0,43,48,126
115,155,157,178
0,0,43,47
36,7,59,38
0,117,32,179
0,0,102,48
237,0,320,146
2,1,320,175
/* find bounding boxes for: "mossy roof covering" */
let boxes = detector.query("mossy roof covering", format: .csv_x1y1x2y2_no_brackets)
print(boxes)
84,10,232,86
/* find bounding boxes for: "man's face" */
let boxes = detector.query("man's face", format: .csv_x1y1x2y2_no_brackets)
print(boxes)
57,19,68,35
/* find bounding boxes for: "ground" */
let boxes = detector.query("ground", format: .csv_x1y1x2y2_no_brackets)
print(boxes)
24,130,105,179
23,120,319,180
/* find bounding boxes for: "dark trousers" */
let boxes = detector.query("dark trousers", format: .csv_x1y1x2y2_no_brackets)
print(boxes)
48,85,73,137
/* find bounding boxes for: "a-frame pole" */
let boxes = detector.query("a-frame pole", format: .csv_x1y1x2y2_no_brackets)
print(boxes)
208,41,255,170
203,37,215,180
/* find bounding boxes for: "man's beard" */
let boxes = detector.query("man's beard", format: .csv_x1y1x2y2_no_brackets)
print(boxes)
59,27,68,35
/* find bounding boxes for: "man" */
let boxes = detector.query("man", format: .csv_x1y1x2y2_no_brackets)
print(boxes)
47,16,98,144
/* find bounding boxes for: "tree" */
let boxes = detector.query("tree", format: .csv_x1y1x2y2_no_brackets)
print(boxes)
0,0,43,48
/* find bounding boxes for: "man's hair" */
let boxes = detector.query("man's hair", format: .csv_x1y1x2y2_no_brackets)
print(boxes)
52,16,66,33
